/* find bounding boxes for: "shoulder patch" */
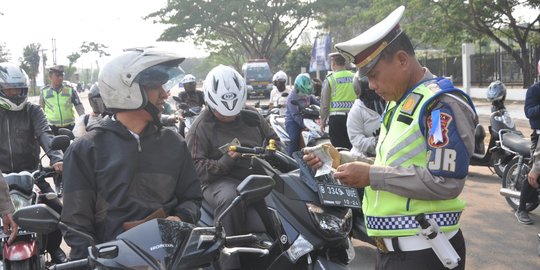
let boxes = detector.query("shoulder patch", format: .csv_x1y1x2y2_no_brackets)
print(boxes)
427,111,453,148
424,80,442,93
400,92,423,116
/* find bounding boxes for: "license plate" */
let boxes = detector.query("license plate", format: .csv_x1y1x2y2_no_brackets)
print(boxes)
317,183,361,208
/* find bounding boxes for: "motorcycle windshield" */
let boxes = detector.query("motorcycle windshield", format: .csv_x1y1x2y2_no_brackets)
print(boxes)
3,172,34,195
116,218,195,268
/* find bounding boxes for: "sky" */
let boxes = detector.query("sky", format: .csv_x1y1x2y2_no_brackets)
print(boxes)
0,0,208,71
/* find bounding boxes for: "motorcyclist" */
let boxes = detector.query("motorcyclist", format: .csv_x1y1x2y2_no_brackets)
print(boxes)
177,74,204,137
0,62,67,263
72,82,110,138
269,70,290,115
186,65,278,270
347,72,385,159
285,73,320,156
61,48,202,260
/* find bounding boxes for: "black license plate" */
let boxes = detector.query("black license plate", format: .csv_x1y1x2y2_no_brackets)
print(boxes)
317,183,361,208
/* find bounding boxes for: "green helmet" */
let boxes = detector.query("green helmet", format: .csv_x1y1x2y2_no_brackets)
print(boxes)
294,73,312,95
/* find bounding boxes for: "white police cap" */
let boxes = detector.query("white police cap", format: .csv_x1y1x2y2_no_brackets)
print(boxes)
335,6,405,74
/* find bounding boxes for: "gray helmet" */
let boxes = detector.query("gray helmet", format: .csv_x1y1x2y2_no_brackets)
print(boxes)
98,47,185,111
0,63,29,111
487,80,506,102
88,83,106,114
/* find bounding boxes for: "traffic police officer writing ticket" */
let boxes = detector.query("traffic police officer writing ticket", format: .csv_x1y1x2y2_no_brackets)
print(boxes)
303,6,477,270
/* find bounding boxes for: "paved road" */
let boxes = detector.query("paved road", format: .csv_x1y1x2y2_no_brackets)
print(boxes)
28,93,540,269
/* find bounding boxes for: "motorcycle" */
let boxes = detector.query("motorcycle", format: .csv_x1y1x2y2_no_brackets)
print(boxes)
470,97,518,177
268,103,330,152
498,130,537,211
172,99,202,137
13,175,275,270
199,140,356,269
0,135,71,270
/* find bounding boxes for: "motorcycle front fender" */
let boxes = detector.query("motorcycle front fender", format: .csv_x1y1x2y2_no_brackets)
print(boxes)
3,240,37,261
313,256,348,270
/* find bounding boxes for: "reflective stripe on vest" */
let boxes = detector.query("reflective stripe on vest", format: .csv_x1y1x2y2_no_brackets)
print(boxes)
328,70,356,112
42,86,76,126
364,78,466,237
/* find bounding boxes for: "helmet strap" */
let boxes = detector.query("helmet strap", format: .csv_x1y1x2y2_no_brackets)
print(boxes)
144,102,163,129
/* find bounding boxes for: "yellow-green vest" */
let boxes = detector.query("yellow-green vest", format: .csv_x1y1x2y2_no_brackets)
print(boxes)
364,79,466,237
327,70,356,112
42,85,76,126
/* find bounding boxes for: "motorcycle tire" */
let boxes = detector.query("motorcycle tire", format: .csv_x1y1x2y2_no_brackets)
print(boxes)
8,260,30,270
502,158,539,212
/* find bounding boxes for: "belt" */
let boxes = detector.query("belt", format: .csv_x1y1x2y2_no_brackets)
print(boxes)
373,230,459,253
329,112,348,116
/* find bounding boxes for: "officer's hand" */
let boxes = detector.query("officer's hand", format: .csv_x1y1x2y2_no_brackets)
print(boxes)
302,149,323,170
319,122,326,132
2,213,18,245
334,162,371,188
52,162,63,174
528,170,539,189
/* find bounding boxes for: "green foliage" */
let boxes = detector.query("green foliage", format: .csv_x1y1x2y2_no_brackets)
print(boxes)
146,0,315,69
283,45,312,80
80,41,110,57
66,52,81,82
19,43,41,95
0,43,10,62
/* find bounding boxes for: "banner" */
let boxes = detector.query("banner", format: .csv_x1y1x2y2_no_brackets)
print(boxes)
309,33,331,72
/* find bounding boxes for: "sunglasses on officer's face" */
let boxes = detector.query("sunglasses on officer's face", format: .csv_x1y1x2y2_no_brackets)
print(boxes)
52,72,64,77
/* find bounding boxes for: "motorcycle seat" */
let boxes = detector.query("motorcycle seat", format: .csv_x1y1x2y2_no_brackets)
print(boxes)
501,132,531,158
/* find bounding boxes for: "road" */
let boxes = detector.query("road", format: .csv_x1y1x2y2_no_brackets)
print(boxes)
28,93,540,269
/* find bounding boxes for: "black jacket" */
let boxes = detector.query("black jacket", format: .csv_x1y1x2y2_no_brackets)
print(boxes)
525,82,540,129
61,116,202,259
0,103,62,173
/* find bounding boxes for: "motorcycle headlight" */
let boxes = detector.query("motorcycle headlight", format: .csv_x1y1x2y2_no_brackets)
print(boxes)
306,203,352,238
286,234,313,263
10,193,32,211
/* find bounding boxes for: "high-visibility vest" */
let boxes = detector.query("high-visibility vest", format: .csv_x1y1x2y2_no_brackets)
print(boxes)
42,85,76,126
327,70,356,112
364,78,473,237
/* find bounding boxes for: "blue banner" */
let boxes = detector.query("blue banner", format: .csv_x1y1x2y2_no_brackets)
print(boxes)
310,33,331,72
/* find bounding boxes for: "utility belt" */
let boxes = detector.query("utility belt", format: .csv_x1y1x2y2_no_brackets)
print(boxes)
329,111,348,116
373,229,459,253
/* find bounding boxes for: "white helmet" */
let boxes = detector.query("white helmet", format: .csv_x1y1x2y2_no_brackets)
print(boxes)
203,65,247,117
272,70,287,82
0,63,29,111
98,47,185,110
182,74,196,84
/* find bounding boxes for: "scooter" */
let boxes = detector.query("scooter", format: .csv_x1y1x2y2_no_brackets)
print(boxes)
0,135,71,270
172,99,202,137
470,98,518,177
199,140,356,269
13,175,275,270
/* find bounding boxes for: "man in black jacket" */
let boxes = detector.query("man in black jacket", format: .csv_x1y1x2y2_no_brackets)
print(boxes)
61,48,202,260
0,62,66,263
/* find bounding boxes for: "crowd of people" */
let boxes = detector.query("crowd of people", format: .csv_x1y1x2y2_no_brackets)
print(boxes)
0,4,539,270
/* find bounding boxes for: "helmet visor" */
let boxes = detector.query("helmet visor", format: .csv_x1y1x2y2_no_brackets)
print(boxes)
136,64,185,92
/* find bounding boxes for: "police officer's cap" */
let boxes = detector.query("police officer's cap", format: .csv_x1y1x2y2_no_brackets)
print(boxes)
328,52,347,65
335,6,405,75
48,65,65,73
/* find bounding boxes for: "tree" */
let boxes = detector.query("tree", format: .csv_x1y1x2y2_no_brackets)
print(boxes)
430,0,540,87
19,43,41,95
66,52,81,82
0,43,10,62
80,41,110,82
146,0,315,70
283,45,312,80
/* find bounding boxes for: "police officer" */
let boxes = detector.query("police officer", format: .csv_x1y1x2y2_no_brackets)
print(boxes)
40,65,85,134
320,52,356,149
304,6,476,269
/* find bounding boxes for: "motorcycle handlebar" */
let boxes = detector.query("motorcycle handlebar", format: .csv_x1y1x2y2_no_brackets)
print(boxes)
228,145,266,155
50,258,89,270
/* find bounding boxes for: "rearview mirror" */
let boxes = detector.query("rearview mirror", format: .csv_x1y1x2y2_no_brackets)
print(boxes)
57,128,75,140
50,135,71,152
13,205,60,234
236,175,275,204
